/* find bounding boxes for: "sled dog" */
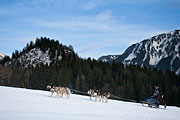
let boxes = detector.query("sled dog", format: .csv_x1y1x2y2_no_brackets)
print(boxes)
87,89,111,103
47,85,60,97
58,87,71,99
87,89,101,102
101,92,111,103
47,85,71,98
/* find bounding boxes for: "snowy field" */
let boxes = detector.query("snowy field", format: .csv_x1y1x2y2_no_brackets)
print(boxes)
0,86,180,120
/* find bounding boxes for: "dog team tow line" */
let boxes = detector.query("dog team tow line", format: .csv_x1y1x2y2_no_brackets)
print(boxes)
47,85,167,108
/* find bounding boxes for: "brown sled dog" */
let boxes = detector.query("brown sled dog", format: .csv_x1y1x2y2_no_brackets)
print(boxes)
47,85,71,99
57,87,71,99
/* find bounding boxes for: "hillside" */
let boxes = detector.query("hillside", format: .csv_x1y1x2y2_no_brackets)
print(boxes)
98,30,180,74
8,37,76,68
0,86,180,120
0,52,5,60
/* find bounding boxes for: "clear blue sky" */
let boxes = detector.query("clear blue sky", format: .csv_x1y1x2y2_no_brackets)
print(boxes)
0,0,180,59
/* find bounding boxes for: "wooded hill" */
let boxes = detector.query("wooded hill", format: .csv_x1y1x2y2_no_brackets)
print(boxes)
0,37,179,106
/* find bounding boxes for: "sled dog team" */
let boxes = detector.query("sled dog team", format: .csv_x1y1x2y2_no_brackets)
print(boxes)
47,85,111,103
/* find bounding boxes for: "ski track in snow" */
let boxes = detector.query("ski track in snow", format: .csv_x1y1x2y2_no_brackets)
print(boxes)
0,86,180,120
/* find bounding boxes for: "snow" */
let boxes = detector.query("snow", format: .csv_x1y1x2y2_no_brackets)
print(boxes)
171,55,180,68
18,48,52,67
12,47,65,67
147,34,173,66
125,53,136,61
101,59,108,62
175,42,180,52
152,41,159,50
149,54,161,66
55,50,62,60
124,44,137,61
0,86,180,120
143,43,148,62
168,30,176,35
110,55,118,60
176,68,180,75
64,49,72,54
148,39,163,66
129,30,180,67
136,42,143,53
0,52,5,60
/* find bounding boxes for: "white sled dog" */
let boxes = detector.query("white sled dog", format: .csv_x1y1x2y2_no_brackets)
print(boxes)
47,85,71,99
87,89,102,102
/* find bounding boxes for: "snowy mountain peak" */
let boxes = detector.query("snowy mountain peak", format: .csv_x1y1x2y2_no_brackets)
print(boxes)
98,29,180,74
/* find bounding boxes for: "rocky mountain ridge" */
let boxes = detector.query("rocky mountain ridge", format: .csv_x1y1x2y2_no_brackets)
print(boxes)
98,30,180,74
1,37,75,67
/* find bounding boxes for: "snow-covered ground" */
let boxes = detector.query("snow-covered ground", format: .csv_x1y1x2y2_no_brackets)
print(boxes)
0,86,180,120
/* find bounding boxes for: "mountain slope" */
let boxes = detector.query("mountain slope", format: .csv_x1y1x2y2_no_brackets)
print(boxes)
0,52,5,60
98,30,180,74
7,37,76,67
98,55,119,63
0,86,180,120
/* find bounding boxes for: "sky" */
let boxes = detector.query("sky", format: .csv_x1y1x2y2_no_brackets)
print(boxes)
0,0,180,59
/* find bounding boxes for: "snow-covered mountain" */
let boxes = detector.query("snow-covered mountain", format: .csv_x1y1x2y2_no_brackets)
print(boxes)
98,30,180,74
0,86,180,120
0,52,5,60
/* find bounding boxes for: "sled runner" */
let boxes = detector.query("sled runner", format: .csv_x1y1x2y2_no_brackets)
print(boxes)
141,100,158,108
141,97,158,108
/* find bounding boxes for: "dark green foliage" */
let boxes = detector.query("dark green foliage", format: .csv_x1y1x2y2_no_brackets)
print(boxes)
0,37,180,107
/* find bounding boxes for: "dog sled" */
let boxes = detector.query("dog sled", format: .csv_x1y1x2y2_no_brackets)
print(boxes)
141,96,166,109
